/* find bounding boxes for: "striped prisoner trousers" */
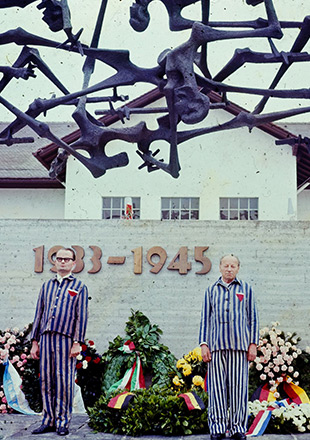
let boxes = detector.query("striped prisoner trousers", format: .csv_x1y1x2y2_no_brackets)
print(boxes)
40,332,76,429
207,350,248,436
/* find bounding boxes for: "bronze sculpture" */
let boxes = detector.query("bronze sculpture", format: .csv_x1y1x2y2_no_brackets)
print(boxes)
0,0,310,178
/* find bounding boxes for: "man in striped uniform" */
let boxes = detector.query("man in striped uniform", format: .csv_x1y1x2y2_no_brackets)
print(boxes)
30,247,88,436
199,254,259,440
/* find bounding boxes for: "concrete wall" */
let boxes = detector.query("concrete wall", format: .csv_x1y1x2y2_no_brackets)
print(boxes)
297,190,310,220
0,219,309,358
65,101,297,221
0,189,65,219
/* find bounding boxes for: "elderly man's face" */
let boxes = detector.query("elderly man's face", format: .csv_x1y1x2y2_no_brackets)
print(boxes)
220,255,239,284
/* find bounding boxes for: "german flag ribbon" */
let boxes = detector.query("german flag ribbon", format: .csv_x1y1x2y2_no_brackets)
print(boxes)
178,391,205,411
108,391,135,410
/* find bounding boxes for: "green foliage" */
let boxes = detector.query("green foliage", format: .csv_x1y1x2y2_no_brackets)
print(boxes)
101,309,178,394
88,388,209,436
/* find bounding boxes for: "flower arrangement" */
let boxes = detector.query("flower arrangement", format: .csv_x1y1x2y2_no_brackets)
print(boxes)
172,347,207,392
248,400,310,433
75,339,104,408
0,324,41,413
248,322,310,435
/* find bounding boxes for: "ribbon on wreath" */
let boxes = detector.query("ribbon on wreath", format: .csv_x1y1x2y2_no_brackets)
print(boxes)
247,376,310,437
107,340,145,408
178,391,205,411
2,356,36,415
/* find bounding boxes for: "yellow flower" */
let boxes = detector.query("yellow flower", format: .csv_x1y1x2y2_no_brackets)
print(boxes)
182,363,192,376
184,354,192,362
192,375,204,387
192,347,202,361
176,358,187,369
173,375,182,387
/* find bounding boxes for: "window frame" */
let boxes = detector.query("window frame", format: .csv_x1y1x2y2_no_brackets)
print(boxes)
219,197,258,221
102,197,141,219
161,197,199,220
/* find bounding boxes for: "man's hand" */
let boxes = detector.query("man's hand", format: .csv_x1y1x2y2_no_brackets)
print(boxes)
201,344,212,362
30,340,40,360
70,342,80,358
247,343,257,361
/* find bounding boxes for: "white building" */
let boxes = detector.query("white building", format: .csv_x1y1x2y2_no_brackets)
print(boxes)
1,89,310,222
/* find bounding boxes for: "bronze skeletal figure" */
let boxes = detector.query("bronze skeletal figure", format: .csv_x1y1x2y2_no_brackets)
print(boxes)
0,0,310,178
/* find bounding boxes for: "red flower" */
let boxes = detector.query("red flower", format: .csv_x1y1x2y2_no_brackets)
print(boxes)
76,362,82,369
88,340,94,346
85,356,91,363
93,357,101,364
81,344,87,351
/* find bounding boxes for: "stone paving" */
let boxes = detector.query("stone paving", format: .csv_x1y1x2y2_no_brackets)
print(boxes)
0,414,308,440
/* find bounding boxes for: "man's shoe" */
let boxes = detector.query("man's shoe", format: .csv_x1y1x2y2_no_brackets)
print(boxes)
231,433,246,440
57,427,69,436
210,434,225,440
32,424,55,434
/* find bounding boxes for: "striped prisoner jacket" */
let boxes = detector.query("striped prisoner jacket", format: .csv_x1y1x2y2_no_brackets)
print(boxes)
199,277,259,352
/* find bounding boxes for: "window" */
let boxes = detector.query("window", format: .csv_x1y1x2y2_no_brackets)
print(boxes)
161,197,199,220
220,197,258,220
102,197,140,219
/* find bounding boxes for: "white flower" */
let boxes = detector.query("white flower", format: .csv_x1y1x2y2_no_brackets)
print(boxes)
274,392,280,398
82,360,88,369
293,371,299,378
256,364,263,371
76,354,83,361
260,374,267,381
288,366,294,373
281,365,287,371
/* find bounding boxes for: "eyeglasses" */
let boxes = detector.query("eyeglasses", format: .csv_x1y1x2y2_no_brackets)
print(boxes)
56,257,74,263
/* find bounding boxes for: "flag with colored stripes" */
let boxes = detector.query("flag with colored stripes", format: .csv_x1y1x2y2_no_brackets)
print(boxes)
250,383,277,403
247,398,301,436
108,392,135,409
282,377,310,404
179,391,205,410
108,341,145,394
246,408,272,436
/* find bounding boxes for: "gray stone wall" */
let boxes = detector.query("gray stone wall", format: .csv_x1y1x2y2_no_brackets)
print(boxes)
0,220,309,358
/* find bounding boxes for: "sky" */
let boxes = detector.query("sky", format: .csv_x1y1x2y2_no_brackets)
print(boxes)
0,0,310,124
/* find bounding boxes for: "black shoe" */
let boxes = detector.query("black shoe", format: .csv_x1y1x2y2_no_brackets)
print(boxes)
231,433,246,440
57,427,69,436
32,424,56,434
211,434,225,440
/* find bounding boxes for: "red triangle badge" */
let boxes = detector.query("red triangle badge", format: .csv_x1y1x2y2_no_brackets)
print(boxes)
236,292,244,301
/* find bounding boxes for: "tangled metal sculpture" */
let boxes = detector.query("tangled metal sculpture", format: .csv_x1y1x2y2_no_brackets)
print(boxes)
1,0,310,178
